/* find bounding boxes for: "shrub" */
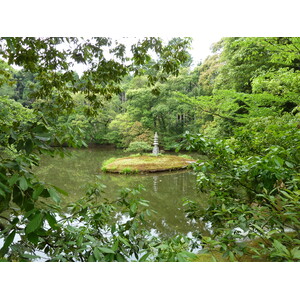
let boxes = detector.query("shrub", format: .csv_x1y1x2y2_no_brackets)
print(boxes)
125,141,152,153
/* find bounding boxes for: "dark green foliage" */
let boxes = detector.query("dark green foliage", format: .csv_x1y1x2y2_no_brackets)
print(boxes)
0,37,196,261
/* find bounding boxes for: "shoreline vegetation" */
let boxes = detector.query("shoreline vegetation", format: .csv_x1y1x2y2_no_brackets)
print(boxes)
101,154,196,174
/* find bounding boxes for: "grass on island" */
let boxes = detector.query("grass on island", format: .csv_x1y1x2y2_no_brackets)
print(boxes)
101,154,196,174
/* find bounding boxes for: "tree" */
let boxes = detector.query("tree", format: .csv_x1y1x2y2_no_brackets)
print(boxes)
211,37,300,93
0,37,194,261
0,59,16,98
198,54,221,95
123,67,200,149
175,37,300,261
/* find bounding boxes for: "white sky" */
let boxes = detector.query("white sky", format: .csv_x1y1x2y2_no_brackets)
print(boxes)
190,35,222,64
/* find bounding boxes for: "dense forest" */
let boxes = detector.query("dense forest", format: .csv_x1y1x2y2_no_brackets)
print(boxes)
0,37,299,261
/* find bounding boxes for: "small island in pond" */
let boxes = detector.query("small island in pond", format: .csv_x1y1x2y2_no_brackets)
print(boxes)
101,155,196,174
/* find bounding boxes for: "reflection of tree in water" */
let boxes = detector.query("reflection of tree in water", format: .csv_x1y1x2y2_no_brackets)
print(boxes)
145,172,209,238
107,170,209,237
35,148,208,237
153,175,158,193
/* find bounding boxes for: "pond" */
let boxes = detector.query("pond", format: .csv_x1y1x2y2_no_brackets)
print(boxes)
35,147,210,238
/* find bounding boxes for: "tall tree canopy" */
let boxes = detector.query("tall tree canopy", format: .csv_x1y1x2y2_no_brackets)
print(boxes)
0,37,192,113
200,37,300,94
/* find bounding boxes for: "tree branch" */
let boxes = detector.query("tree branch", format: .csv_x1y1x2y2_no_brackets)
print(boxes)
196,104,239,122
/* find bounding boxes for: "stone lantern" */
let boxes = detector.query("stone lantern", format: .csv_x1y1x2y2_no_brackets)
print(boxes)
152,132,159,156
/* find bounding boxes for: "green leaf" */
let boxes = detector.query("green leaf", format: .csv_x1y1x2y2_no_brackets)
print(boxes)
229,251,235,261
99,247,115,254
52,185,69,196
180,251,197,259
116,253,126,262
139,252,150,262
27,232,39,244
118,236,130,247
12,185,24,207
280,190,294,200
0,187,5,197
24,139,33,155
291,248,300,259
32,185,45,200
266,230,279,238
130,202,137,214
0,182,10,192
177,253,187,262
285,161,294,168
35,135,51,141
157,244,168,250
76,235,84,247
251,223,265,234
0,230,16,255
86,234,96,242
111,239,119,251
45,213,57,229
19,176,28,191
88,255,96,262
48,188,61,204
8,173,19,186
273,157,283,167
93,248,102,261
25,213,43,234
21,253,41,260
273,240,289,255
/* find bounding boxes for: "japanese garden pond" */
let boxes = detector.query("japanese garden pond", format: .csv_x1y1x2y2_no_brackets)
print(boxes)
35,147,210,238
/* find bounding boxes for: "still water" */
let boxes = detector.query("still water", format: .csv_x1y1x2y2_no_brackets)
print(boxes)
35,147,209,237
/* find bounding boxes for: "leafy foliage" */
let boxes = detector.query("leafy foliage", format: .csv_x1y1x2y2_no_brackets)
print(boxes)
125,141,152,153
0,184,197,261
1,36,300,262
179,96,300,261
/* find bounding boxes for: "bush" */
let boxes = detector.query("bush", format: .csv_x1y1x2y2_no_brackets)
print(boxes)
180,129,300,262
124,141,152,153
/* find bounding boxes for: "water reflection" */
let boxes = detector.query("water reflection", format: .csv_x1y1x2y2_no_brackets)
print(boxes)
153,175,158,193
35,148,209,237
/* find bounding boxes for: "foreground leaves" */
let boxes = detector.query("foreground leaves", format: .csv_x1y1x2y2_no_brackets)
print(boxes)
0,183,198,262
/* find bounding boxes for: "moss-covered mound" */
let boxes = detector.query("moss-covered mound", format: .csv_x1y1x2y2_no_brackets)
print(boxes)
101,155,196,174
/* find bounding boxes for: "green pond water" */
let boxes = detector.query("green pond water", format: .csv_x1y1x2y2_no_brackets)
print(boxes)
35,147,210,238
